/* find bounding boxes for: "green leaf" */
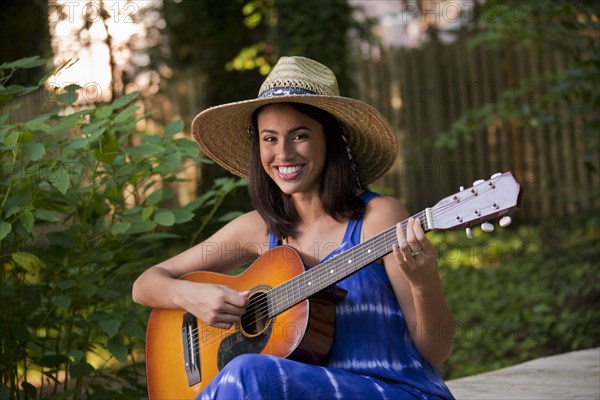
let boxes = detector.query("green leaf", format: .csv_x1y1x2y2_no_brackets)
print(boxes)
126,220,157,234
4,131,20,148
111,91,140,109
0,56,46,69
56,84,80,104
46,230,79,248
154,211,175,226
11,252,40,271
68,349,85,362
0,222,11,241
48,167,70,194
107,337,128,363
99,318,121,337
67,138,89,150
19,210,34,233
69,361,95,378
97,288,120,300
145,189,163,206
33,209,59,222
114,105,139,124
111,221,132,235
5,206,21,219
142,206,155,221
57,280,76,290
164,120,184,138
127,143,165,155
53,294,71,310
22,142,45,161
172,209,195,224
78,281,97,298
95,105,113,120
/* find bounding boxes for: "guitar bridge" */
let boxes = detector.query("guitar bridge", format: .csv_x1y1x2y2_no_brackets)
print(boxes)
182,313,201,386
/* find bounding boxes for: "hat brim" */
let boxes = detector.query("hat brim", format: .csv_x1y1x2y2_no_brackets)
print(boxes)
191,95,397,186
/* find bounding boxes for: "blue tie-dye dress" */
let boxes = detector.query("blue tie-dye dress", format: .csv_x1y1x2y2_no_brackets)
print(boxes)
197,192,455,400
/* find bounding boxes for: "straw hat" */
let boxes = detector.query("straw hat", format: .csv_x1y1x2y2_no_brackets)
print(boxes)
191,56,397,186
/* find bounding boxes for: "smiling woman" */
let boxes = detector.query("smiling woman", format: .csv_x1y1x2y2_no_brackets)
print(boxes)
133,56,456,400
256,104,327,195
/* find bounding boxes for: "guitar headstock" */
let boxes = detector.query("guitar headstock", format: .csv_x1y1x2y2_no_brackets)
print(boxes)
430,172,522,231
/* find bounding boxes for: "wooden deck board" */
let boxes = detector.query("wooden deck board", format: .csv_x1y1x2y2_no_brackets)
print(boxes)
447,348,600,399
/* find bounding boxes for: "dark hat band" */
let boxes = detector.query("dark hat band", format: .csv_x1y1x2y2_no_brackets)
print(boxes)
258,87,317,98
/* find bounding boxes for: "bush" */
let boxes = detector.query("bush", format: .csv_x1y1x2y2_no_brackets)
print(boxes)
0,57,244,399
433,210,600,379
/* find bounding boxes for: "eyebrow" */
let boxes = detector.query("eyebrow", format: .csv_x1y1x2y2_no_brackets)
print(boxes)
260,126,310,135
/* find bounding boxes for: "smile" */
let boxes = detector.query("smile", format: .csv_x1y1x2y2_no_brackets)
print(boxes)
276,165,304,180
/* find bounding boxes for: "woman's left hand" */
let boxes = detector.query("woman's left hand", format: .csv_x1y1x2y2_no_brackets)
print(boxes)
392,217,438,288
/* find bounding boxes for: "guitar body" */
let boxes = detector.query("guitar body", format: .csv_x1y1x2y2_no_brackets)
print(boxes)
145,246,345,399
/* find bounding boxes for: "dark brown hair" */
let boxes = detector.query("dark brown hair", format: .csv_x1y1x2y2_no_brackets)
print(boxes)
248,102,365,240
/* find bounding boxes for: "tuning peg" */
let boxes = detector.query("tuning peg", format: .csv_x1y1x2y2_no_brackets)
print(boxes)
473,179,485,186
481,222,494,232
491,172,502,179
499,216,512,227
465,227,473,239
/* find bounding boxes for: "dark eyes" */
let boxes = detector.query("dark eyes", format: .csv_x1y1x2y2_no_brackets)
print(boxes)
261,133,308,142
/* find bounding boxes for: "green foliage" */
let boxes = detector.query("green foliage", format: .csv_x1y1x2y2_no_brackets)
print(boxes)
225,0,377,93
437,0,600,170
433,211,600,379
0,57,243,399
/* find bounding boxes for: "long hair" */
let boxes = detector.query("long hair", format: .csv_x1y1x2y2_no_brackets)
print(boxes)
248,102,365,240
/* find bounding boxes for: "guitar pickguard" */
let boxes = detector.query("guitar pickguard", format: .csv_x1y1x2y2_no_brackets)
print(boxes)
216,322,274,370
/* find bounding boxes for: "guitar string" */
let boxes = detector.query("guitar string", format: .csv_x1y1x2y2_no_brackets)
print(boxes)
187,186,498,353
237,183,492,326
236,183,499,330
187,189,498,355
187,183,502,353
190,211,423,347
185,217,418,355
186,219,414,355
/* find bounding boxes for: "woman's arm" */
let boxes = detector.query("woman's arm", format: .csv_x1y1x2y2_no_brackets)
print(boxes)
131,210,269,329
362,196,455,365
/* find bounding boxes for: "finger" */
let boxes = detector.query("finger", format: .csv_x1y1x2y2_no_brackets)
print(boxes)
412,218,434,253
222,288,250,307
392,243,407,266
405,218,421,254
218,302,247,317
400,240,414,261
213,321,234,330
396,222,408,250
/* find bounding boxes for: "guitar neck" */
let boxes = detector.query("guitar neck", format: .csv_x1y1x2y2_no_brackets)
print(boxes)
266,210,431,317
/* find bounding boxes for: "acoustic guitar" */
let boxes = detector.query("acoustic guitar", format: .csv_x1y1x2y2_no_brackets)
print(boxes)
145,171,522,399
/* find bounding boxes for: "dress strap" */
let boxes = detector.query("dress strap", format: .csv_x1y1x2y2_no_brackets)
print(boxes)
267,232,279,250
345,191,380,247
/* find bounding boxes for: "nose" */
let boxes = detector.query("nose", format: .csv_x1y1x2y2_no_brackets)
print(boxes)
276,138,295,161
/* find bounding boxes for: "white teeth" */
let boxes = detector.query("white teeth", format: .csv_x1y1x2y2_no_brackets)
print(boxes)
279,165,302,175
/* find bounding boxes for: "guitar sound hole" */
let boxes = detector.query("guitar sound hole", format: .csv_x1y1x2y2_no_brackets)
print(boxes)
240,290,270,337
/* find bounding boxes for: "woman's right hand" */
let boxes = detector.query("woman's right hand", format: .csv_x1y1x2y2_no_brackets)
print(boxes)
176,282,250,330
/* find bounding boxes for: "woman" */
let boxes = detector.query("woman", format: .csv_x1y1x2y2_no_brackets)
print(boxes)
133,56,455,399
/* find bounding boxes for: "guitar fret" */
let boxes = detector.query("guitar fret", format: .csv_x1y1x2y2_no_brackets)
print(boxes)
267,211,435,318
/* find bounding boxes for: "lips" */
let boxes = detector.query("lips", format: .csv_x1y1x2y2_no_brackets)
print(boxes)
275,165,304,181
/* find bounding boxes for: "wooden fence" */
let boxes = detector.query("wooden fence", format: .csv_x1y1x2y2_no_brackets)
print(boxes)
9,32,597,225
352,35,599,223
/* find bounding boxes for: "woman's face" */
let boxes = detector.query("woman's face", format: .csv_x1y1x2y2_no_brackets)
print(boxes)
257,104,326,196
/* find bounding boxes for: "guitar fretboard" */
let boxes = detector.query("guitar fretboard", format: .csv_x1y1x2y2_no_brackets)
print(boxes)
266,212,430,317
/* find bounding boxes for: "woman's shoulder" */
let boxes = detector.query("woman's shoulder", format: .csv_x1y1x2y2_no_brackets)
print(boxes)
223,210,268,236
210,210,269,252
362,195,410,237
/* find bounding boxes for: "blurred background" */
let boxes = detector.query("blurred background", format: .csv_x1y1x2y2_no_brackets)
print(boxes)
1,0,598,398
